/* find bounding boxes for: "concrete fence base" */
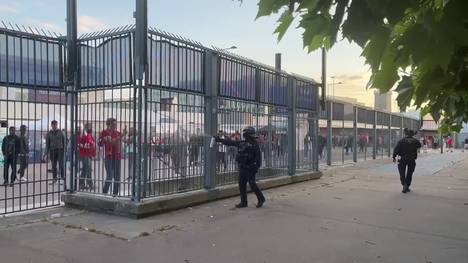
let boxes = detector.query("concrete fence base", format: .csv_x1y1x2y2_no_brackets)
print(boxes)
62,171,321,218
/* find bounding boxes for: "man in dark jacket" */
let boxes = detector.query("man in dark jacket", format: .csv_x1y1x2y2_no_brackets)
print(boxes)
189,128,203,166
2,127,20,187
393,128,422,193
215,126,266,208
317,134,326,159
44,120,66,185
17,125,29,182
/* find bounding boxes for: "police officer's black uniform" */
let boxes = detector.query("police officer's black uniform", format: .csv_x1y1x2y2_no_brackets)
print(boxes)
392,129,421,193
216,127,266,208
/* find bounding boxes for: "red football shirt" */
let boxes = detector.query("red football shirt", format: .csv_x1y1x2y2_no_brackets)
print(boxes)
99,129,122,160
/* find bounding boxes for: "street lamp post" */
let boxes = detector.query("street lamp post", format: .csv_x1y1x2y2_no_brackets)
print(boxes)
330,76,343,98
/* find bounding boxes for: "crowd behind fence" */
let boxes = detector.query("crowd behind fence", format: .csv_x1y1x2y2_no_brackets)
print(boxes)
0,24,421,214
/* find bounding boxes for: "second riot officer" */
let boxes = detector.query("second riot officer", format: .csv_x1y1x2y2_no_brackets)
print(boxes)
393,128,421,193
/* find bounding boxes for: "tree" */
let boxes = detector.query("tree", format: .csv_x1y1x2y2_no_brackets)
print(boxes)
254,0,468,132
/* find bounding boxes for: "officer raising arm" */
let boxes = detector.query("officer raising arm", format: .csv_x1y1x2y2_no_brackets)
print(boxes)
215,126,266,208
393,128,422,193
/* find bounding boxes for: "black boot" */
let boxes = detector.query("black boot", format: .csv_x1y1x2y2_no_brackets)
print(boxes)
256,198,265,208
235,203,248,208
402,184,408,193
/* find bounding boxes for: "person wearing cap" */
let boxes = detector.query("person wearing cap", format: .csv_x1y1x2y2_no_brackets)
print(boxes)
215,126,266,208
392,128,422,193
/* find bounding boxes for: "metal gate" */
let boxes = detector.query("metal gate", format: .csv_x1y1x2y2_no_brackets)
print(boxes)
0,25,68,215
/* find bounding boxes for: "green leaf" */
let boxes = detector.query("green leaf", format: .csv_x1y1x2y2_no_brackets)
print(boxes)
395,76,414,112
342,0,383,46
300,13,331,51
274,10,294,41
256,0,289,19
361,26,391,72
368,40,400,92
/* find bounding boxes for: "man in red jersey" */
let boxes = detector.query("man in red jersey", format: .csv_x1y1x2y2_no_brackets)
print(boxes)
78,123,96,190
99,118,127,197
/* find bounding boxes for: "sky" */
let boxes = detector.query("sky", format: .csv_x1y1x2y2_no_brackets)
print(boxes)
0,0,394,108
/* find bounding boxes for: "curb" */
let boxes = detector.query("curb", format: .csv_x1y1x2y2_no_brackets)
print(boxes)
62,171,322,218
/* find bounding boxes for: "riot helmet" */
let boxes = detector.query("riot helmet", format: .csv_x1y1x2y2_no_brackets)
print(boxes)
242,126,257,140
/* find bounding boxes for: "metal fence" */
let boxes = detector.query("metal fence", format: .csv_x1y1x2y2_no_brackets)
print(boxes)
321,100,421,166
0,25,67,214
0,21,422,215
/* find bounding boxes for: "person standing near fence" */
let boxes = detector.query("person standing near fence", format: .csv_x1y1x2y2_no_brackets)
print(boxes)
216,130,227,172
215,126,265,208
393,128,421,193
99,118,127,197
189,128,203,166
78,123,95,190
2,127,20,187
318,134,326,159
17,125,29,182
304,133,310,157
74,126,82,181
44,120,66,185
447,136,454,152
170,130,189,190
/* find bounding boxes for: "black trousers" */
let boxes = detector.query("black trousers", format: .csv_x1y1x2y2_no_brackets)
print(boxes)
103,159,121,195
79,157,93,189
238,169,265,205
217,152,227,170
3,155,17,183
50,149,65,180
398,159,416,187
18,155,28,178
189,146,200,164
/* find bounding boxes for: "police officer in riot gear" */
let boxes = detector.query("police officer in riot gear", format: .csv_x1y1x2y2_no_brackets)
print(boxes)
215,126,266,208
393,128,421,193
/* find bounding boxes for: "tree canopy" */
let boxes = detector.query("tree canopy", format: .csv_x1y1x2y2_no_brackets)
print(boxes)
254,0,468,132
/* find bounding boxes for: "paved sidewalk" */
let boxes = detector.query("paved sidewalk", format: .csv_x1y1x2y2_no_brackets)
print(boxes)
1,152,468,263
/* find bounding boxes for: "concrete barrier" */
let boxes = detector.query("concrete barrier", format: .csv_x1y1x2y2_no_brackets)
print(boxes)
62,170,322,218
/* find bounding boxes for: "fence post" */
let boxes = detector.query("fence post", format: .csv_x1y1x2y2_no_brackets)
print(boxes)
327,101,332,166
66,0,78,193
203,51,218,189
372,110,377,159
264,54,281,168
312,115,319,171
134,0,148,202
353,106,357,162
288,77,297,175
